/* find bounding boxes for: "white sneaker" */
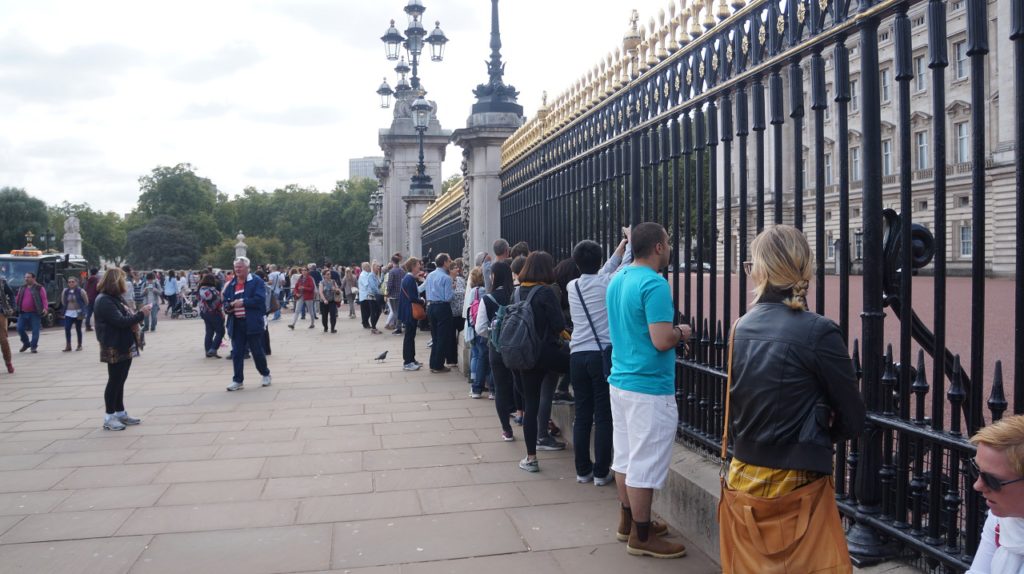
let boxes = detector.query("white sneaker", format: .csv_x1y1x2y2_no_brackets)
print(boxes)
403,362,421,371
261,375,272,387
226,381,244,392
594,475,615,487
576,472,594,484
470,392,482,399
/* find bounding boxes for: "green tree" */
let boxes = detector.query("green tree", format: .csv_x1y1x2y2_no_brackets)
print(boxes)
125,215,199,270
0,187,49,253
440,174,462,195
200,236,291,269
135,163,223,252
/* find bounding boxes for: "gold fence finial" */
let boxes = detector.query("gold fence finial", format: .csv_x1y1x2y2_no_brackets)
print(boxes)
688,1,704,38
716,0,731,21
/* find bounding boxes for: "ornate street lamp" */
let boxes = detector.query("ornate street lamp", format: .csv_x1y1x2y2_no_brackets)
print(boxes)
376,0,451,197
375,0,449,102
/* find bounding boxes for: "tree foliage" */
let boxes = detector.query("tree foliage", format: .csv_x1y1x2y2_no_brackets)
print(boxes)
125,215,200,270
0,187,49,253
6,164,377,272
136,163,222,252
200,236,303,269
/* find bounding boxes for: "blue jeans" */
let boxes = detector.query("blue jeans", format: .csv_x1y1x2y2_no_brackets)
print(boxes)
83,304,94,329
64,315,83,347
143,304,159,331
202,312,225,354
471,336,491,394
570,351,612,479
17,312,41,350
230,324,269,384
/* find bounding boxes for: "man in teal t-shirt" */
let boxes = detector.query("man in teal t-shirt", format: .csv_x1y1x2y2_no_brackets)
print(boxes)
605,222,691,560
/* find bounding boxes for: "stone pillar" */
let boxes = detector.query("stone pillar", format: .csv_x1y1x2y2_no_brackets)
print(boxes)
62,215,83,257
235,231,247,259
452,115,523,260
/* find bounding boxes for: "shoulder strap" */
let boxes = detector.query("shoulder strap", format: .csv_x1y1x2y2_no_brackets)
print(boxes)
721,319,741,462
574,281,604,351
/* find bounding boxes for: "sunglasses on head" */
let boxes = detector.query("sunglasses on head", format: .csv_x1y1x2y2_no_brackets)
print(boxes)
969,458,1024,492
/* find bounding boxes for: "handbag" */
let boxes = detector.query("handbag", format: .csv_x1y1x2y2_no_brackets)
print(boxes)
411,301,426,321
575,282,612,378
718,321,852,574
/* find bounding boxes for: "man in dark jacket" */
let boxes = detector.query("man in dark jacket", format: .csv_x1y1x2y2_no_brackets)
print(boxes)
222,257,271,392
15,272,48,354
84,268,99,331
384,253,405,335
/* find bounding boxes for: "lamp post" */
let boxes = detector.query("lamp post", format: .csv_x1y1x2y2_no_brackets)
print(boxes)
44,228,55,252
376,0,449,198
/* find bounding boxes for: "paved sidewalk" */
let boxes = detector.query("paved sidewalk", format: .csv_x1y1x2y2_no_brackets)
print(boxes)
0,311,717,573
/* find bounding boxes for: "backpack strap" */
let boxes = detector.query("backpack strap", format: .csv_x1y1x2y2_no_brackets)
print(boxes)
574,281,604,351
721,318,741,467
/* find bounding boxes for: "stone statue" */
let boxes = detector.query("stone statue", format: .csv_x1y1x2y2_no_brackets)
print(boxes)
62,214,83,257
64,215,80,234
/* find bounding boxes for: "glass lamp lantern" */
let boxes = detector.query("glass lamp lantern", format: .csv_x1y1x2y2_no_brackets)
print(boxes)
426,21,448,62
380,20,404,61
411,96,432,129
376,78,394,108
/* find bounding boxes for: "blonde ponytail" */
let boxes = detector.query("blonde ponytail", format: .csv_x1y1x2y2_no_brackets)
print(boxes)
749,225,814,311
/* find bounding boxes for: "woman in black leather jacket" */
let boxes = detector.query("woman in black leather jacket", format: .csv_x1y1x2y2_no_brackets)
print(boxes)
728,225,865,491
94,268,151,431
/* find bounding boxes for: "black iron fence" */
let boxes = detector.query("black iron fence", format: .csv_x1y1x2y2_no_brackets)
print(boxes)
498,0,1023,571
421,200,465,263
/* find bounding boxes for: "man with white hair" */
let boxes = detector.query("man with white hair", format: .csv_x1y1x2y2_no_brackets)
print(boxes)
222,257,272,392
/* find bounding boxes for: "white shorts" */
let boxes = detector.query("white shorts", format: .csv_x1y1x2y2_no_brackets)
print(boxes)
610,385,678,490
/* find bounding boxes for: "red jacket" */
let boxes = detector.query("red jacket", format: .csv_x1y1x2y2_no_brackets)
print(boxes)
295,276,316,301
85,275,99,301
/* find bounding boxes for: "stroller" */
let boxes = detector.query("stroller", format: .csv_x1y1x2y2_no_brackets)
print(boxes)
177,292,200,319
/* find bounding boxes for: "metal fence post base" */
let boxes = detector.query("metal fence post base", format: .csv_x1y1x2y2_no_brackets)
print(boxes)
847,522,899,567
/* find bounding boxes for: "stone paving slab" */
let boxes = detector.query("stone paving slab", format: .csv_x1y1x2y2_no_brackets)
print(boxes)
0,312,718,573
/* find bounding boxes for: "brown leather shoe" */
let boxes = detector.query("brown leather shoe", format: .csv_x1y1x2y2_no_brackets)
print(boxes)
626,528,686,558
62,346,72,353
616,506,669,542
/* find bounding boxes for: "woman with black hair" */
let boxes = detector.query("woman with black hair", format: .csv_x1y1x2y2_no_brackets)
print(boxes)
476,260,517,442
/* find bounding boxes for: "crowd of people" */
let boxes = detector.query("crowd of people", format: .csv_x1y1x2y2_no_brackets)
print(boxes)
2,222,1022,570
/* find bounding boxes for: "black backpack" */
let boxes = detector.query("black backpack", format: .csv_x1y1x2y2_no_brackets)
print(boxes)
496,287,542,370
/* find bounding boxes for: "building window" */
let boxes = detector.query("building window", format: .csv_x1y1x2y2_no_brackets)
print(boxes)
802,158,809,187
826,210,833,221
914,55,927,92
880,69,891,102
917,200,929,211
912,15,925,27
916,131,929,170
955,121,970,163
959,224,972,257
957,195,970,208
879,30,890,43
824,153,833,186
882,140,893,176
827,231,835,260
850,79,859,112
855,232,864,260
824,87,831,121
850,147,861,181
954,41,968,80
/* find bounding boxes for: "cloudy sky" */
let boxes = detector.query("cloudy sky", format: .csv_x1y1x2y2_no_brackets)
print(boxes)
0,0,675,214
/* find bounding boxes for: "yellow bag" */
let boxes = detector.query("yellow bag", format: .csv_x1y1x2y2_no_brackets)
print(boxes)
718,322,852,574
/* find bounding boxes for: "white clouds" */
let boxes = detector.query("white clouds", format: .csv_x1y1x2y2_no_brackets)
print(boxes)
0,0,674,215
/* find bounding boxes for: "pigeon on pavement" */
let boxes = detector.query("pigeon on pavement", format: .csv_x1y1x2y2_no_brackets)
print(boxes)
374,351,388,363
